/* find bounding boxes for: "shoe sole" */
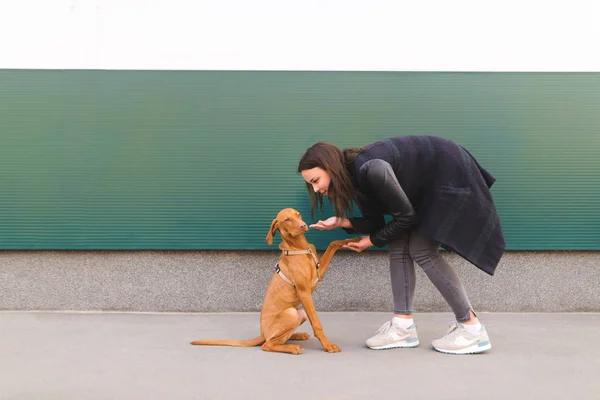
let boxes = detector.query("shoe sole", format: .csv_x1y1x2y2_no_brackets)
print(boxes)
433,340,491,355
367,339,420,350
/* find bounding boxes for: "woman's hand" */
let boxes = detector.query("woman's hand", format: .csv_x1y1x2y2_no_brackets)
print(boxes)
309,217,341,231
343,235,373,252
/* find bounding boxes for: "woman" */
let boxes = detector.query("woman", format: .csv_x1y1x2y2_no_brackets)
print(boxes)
297,135,505,354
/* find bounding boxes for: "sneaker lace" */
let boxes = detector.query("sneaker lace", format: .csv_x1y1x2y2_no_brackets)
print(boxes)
375,320,393,335
443,321,463,340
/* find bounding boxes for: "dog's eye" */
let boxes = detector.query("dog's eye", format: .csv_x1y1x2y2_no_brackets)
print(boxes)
284,218,290,222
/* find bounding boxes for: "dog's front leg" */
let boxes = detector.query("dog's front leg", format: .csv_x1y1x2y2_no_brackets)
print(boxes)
296,287,340,353
316,238,359,281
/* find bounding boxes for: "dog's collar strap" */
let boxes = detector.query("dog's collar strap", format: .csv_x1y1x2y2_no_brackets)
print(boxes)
282,248,321,282
275,264,295,286
275,263,319,287
282,249,320,269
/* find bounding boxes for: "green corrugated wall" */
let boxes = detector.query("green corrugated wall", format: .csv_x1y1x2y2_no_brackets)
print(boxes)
0,70,598,250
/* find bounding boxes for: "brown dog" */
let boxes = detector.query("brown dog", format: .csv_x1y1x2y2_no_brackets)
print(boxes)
190,207,357,355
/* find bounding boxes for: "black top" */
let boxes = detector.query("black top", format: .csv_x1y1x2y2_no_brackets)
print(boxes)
343,135,505,276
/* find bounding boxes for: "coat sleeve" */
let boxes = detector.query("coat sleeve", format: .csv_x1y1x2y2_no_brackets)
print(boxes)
343,193,386,236
350,159,418,247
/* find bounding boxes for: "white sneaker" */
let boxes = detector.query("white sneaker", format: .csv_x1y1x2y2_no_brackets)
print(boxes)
365,320,420,350
432,321,492,355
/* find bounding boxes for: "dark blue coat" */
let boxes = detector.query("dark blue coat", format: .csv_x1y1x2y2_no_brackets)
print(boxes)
344,135,506,276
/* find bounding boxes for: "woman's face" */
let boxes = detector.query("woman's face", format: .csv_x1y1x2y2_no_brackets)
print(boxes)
301,167,331,196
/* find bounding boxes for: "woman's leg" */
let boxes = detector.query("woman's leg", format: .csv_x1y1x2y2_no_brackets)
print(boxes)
388,234,416,317
364,234,420,350
407,229,475,323
407,230,491,354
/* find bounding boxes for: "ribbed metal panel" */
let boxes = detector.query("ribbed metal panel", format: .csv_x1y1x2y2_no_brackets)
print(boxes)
0,70,598,250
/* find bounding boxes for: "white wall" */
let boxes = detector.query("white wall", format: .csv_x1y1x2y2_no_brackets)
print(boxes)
1,0,599,71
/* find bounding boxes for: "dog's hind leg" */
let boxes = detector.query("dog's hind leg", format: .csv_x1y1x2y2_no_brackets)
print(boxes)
289,332,310,340
261,308,304,355
289,308,309,340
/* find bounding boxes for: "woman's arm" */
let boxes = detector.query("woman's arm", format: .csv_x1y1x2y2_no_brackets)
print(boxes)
343,198,386,235
356,159,418,247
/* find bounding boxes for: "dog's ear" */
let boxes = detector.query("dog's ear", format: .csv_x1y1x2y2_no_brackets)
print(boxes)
266,218,278,245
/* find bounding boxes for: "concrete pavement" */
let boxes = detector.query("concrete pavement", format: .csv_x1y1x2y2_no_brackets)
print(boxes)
1,312,599,400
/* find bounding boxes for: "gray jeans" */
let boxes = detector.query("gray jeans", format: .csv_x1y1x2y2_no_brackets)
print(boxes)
388,229,473,322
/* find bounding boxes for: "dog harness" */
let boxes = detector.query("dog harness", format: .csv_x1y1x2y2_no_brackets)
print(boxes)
275,248,320,287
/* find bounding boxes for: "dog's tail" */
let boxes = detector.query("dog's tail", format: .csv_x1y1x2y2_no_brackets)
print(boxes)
190,335,265,347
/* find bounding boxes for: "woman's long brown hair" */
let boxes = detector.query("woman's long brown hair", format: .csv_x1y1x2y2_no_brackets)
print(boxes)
297,142,364,219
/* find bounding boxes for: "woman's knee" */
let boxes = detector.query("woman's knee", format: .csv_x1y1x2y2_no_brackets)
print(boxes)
388,236,409,262
408,234,441,266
